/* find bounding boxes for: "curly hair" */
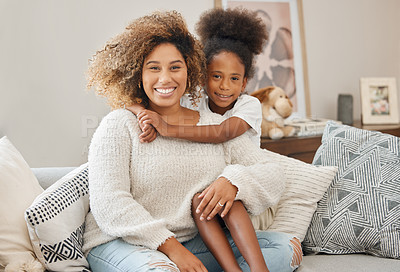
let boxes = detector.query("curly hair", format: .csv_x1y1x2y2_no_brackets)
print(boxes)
196,8,268,79
87,11,206,109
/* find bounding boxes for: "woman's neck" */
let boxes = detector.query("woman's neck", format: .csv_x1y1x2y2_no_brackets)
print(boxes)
149,104,198,126
149,103,181,117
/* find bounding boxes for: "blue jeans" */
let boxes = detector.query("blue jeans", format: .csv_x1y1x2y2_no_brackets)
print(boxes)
87,230,300,272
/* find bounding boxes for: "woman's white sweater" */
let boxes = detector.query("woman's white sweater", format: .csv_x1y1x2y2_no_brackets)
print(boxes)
83,109,285,254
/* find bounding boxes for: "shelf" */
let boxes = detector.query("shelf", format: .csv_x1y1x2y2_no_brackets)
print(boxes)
260,121,400,163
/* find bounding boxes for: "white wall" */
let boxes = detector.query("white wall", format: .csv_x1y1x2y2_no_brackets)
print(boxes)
1,0,399,167
302,0,400,120
0,0,214,167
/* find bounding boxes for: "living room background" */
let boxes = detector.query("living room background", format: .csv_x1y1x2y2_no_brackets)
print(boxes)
1,0,399,167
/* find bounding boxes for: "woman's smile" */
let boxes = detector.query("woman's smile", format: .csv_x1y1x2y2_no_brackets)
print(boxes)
155,87,176,95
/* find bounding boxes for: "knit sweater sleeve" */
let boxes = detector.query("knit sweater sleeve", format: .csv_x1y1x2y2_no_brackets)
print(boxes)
88,109,174,250
219,133,286,215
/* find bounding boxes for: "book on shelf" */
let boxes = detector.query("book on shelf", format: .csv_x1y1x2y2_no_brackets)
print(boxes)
285,118,341,136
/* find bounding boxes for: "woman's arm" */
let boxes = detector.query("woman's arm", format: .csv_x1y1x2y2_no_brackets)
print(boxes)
195,133,286,220
89,110,174,250
219,135,286,215
138,109,250,143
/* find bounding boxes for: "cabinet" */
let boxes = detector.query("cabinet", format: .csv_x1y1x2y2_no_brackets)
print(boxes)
260,121,400,164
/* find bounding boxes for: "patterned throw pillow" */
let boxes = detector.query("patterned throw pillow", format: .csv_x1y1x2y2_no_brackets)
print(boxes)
25,163,91,271
303,121,400,259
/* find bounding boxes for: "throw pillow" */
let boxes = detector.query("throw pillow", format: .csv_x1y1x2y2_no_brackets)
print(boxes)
250,149,337,241
303,121,400,259
25,163,91,272
0,136,44,272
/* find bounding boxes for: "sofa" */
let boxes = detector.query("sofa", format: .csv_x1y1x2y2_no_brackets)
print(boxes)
1,121,399,271
29,167,399,272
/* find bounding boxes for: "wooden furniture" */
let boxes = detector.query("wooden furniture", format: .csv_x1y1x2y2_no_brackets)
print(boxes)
260,121,400,163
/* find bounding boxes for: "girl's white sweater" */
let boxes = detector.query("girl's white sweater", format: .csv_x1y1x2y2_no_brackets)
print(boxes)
83,109,285,254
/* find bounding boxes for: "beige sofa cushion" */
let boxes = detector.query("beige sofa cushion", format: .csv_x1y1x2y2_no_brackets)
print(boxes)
0,136,44,271
251,149,337,241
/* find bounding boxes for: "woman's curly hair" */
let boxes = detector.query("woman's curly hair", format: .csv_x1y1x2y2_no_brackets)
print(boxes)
87,11,206,109
196,8,268,79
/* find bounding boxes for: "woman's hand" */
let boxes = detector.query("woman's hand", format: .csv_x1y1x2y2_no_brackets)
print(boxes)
158,237,207,272
195,177,238,221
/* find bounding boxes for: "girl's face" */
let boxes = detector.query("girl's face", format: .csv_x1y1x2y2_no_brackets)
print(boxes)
206,51,247,115
142,43,188,112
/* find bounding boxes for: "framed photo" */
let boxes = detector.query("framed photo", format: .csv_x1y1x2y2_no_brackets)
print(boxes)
215,0,310,118
360,77,399,125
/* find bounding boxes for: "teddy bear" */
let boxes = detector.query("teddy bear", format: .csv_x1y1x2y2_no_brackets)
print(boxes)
251,86,296,140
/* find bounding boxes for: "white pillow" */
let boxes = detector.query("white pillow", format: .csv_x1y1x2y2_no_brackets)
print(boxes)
251,149,337,241
0,136,44,271
25,163,90,272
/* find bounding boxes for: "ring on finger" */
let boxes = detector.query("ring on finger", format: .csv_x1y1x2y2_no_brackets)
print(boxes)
217,202,224,207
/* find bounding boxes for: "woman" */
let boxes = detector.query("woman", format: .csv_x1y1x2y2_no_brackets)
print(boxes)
83,10,301,272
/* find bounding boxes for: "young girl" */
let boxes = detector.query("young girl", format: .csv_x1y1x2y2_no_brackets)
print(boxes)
135,8,275,271
127,8,268,147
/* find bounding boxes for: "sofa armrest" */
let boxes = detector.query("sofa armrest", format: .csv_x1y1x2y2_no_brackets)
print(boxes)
31,167,77,190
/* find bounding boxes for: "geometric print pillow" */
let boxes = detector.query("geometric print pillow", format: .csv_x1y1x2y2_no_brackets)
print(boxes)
25,163,91,271
303,121,400,259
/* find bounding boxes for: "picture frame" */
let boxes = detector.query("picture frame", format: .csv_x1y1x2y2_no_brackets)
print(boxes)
214,0,310,118
360,77,399,125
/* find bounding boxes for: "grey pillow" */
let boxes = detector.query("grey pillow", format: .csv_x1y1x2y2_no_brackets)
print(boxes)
303,121,400,259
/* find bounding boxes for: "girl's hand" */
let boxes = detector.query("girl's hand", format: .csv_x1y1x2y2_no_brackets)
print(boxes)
125,105,157,142
196,177,238,221
139,123,157,143
158,238,207,272
137,110,169,136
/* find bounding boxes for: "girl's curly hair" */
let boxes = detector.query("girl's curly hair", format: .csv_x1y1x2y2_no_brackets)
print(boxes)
196,8,268,79
87,11,206,109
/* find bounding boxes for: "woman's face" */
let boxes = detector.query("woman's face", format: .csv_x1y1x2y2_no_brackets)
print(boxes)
206,51,247,115
142,43,188,111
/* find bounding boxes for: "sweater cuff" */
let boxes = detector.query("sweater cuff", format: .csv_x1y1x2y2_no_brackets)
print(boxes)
124,228,175,251
218,164,246,201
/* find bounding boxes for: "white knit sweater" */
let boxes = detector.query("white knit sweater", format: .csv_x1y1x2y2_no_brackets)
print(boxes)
83,109,285,254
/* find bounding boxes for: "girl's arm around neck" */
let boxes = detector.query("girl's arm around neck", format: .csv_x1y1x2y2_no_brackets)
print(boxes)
165,117,250,143
140,113,251,143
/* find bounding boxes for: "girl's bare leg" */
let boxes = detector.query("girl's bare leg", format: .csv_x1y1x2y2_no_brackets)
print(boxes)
223,201,269,272
192,193,241,272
